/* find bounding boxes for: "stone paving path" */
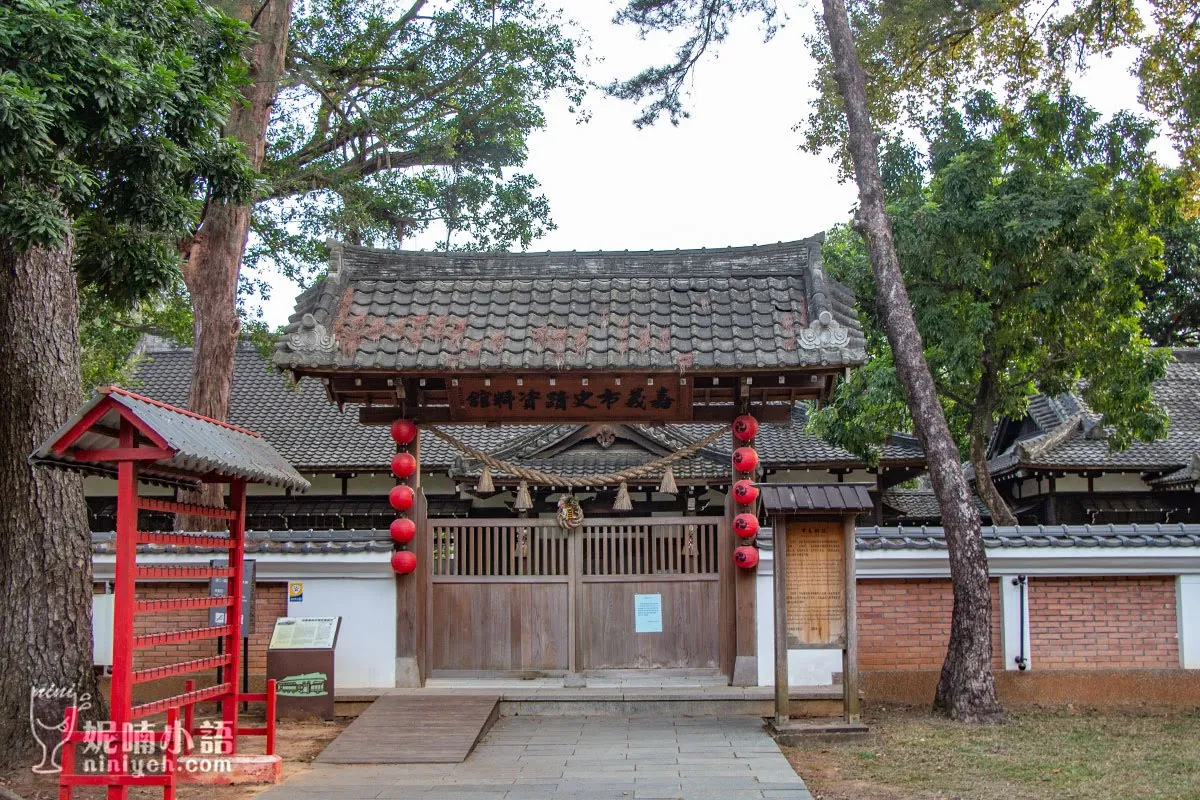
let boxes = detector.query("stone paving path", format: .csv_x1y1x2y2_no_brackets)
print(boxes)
262,715,813,799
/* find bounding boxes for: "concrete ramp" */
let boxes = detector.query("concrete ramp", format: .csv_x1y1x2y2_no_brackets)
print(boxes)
316,694,499,764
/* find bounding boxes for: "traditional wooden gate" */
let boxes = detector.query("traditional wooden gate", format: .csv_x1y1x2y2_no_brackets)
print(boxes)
428,517,724,675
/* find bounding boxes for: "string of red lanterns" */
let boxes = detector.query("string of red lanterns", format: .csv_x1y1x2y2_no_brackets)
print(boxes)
389,419,419,575
731,414,760,570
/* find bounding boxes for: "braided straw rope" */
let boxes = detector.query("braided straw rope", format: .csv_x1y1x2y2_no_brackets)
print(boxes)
428,425,727,488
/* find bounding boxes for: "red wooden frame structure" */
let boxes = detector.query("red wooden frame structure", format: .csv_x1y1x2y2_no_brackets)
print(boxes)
31,387,308,799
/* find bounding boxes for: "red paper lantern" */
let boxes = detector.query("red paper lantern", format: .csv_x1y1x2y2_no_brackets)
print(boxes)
732,447,758,473
388,484,415,511
733,513,759,538
391,550,417,574
733,545,759,569
390,517,416,544
732,479,759,505
732,414,759,442
391,452,417,479
390,419,418,445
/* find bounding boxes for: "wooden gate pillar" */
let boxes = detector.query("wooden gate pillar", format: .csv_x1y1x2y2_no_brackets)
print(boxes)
394,426,428,687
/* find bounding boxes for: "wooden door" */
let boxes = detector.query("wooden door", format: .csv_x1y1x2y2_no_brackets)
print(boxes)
576,517,722,670
427,517,724,675
429,519,570,673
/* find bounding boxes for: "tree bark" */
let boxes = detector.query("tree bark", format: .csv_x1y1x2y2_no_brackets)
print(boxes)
0,235,103,766
968,362,1018,526
179,0,293,528
819,0,1004,722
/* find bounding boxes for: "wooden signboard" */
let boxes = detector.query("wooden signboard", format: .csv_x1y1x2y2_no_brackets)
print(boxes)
785,521,846,647
448,375,691,422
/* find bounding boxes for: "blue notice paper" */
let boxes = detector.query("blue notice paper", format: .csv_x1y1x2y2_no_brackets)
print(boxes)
634,593,663,633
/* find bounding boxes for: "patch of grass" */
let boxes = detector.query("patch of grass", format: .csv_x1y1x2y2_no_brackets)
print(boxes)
783,706,1200,800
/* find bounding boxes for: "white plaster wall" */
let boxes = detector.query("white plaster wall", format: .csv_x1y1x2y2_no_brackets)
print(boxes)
754,542,841,687
1015,472,1148,498
1178,575,1200,669
284,577,396,689
246,483,287,496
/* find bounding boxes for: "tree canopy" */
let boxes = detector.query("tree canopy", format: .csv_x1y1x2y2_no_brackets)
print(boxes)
802,0,1200,200
0,0,254,299
810,91,1172,522
253,0,586,283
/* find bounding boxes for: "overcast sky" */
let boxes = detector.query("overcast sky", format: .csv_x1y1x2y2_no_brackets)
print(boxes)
250,2,1173,328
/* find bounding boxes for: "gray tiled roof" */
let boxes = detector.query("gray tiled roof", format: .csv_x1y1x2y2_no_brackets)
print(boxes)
275,236,867,373
130,344,907,474
759,483,874,513
91,530,392,555
856,523,1200,550
881,490,990,520
996,355,1200,473
92,523,1200,556
128,343,534,470
32,387,309,491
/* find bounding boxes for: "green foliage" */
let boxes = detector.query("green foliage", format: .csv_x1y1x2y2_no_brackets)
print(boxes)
0,0,256,305
1140,190,1200,346
78,284,194,388
801,0,1200,202
606,0,779,128
253,0,586,283
811,92,1172,462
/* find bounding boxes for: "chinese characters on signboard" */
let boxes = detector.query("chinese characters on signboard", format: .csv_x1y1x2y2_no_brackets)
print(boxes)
450,376,691,422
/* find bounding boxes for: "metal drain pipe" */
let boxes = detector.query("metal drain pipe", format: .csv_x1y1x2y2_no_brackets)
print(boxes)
1012,575,1028,670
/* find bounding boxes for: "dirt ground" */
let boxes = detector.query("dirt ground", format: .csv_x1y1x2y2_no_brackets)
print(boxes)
0,716,349,800
784,705,1200,800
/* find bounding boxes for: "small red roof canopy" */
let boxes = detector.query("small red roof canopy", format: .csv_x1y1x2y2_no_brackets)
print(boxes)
30,386,309,491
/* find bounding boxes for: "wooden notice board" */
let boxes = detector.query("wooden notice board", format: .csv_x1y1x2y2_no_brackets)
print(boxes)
784,520,846,647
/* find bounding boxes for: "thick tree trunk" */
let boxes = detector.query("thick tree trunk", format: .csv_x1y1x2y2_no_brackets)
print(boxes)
819,0,1004,722
0,236,103,767
179,0,293,528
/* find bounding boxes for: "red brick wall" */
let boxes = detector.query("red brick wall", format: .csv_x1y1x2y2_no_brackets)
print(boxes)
857,578,1004,671
94,582,287,679
1028,576,1179,669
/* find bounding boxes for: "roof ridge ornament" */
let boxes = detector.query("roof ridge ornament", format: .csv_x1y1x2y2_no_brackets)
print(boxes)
288,313,336,353
797,310,850,350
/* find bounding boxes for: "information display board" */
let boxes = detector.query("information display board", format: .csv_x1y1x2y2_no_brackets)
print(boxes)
267,616,341,720
269,616,340,649
784,521,846,647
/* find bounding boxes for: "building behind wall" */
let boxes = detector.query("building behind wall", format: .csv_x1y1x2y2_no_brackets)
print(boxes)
87,336,1200,701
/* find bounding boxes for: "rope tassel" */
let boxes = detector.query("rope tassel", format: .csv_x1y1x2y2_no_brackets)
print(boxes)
613,482,633,511
514,480,533,511
476,465,494,493
658,466,678,495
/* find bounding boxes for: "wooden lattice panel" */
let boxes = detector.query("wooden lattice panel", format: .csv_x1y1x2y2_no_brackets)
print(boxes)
785,520,846,647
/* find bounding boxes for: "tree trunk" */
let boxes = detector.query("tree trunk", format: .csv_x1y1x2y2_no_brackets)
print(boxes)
968,364,1018,526
179,0,293,528
819,0,1004,722
0,236,103,767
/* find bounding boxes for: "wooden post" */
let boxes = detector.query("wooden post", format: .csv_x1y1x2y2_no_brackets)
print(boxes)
731,425,758,685
842,515,860,723
566,524,581,683
222,479,247,754
773,520,789,727
395,427,426,686
110,419,137,738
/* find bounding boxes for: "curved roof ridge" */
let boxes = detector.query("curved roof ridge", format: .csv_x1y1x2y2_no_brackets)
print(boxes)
324,235,825,280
